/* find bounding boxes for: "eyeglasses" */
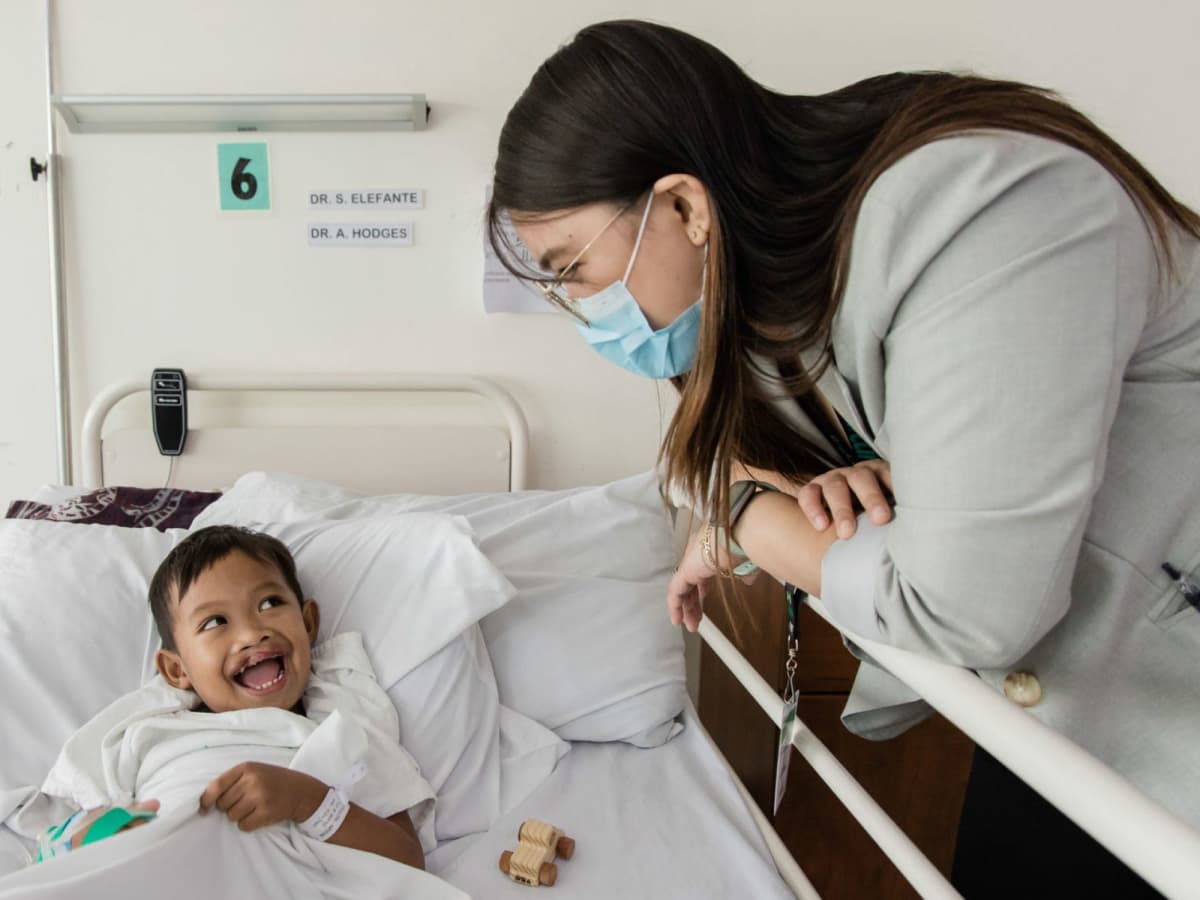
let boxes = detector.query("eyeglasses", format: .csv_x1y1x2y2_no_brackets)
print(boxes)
533,196,638,326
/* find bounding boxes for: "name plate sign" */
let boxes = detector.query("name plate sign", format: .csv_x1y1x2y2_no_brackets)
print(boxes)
309,189,424,209
308,223,414,247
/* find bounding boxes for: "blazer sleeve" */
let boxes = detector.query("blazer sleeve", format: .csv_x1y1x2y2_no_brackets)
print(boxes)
819,133,1156,669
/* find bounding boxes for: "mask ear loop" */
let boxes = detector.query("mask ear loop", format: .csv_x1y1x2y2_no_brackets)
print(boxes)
622,191,656,283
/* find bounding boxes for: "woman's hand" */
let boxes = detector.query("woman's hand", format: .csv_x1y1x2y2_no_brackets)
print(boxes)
796,459,892,539
68,799,159,849
669,458,892,630
667,526,744,633
735,459,893,539
199,762,325,832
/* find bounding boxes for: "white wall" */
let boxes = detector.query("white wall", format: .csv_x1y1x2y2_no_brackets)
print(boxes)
1,0,57,504
2,0,1198,505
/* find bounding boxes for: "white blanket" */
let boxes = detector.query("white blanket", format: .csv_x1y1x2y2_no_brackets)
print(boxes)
0,807,465,900
0,633,467,899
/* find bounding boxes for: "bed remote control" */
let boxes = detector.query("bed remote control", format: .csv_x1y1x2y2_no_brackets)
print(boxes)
151,368,187,456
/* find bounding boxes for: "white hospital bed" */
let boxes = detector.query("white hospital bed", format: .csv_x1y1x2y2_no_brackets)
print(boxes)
4,371,804,899
12,371,1200,899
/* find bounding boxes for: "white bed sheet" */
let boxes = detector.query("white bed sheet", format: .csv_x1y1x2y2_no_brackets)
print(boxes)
428,702,795,900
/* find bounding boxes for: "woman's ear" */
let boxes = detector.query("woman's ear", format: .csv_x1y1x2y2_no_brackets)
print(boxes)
155,649,191,691
302,599,321,645
652,173,712,247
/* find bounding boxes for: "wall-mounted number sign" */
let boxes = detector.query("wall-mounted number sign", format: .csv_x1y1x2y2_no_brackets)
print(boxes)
218,143,270,211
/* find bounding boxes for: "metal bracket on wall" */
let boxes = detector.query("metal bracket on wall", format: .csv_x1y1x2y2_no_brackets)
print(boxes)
30,157,48,181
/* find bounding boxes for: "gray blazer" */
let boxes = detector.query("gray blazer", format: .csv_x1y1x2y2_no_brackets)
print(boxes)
752,131,1200,827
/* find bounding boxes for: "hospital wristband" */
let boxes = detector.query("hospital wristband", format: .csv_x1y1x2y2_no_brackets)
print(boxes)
298,786,350,842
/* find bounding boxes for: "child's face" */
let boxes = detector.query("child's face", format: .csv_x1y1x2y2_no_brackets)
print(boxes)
154,550,320,714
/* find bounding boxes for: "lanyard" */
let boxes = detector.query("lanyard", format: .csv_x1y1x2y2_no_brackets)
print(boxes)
783,583,806,701
795,392,857,468
795,390,883,468
775,583,805,815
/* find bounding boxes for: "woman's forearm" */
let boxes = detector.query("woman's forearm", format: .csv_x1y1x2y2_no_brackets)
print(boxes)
729,490,839,594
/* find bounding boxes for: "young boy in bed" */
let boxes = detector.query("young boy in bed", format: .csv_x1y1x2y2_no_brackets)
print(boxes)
30,525,431,870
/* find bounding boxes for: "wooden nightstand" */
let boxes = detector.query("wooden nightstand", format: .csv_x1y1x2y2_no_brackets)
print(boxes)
696,574,974,899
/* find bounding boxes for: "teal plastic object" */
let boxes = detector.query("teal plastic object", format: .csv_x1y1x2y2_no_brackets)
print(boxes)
80,807,157,846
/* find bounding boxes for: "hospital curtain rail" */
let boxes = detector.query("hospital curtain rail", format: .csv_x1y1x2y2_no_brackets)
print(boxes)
697,601,1200,900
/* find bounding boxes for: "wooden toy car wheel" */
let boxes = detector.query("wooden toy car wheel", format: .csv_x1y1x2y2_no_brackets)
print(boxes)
540,862,557,886
556,836,575,860
499,850,513,874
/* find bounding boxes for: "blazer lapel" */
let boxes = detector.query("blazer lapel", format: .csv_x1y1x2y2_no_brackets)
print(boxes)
749,349,884,463
816,359,880,454
748,351,839,459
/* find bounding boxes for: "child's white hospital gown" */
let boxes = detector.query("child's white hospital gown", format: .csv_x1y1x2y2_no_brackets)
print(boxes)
0,632,467,900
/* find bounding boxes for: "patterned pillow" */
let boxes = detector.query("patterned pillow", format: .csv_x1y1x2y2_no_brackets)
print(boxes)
5,486,220,531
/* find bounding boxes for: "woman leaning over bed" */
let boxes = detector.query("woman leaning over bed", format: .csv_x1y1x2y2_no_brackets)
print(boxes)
486,19,1200,900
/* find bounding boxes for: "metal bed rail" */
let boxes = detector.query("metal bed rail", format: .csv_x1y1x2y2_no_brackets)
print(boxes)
80,373,531,492
698,599,1200,900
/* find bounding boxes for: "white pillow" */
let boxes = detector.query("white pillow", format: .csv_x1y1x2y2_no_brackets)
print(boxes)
384,627,500,840
193,470,688,746
0,514,524,842
0,520,171,793
389,631,568,840
260,515,514,683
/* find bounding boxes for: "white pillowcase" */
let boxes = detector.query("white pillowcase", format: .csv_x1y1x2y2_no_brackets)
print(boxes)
258,515,514,683
0,513,556,842
385,630,568,838
193,470,688,746
384,628,500,839
0,520,170,794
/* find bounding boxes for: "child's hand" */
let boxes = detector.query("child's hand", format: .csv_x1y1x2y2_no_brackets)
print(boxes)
199,762,325,832
68,800,160,849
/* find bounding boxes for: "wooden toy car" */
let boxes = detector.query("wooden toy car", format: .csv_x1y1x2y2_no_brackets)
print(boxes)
498,819,576,887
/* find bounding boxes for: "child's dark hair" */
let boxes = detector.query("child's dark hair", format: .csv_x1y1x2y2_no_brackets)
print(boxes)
148,525,305,651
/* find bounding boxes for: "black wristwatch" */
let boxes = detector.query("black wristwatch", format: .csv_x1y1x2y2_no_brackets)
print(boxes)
726,480,781,529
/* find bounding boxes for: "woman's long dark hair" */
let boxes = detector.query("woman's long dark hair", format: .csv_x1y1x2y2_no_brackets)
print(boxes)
488,19,1200,534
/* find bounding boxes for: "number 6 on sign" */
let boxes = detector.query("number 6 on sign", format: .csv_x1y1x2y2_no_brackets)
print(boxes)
218,143,270,211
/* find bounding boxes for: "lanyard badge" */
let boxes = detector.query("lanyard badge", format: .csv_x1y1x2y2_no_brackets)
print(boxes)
774,584,806,815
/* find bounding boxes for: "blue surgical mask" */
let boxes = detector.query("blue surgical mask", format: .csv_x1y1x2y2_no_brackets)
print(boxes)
573,193,704,379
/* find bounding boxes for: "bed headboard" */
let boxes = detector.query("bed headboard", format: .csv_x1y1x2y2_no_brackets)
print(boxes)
80,373,530,494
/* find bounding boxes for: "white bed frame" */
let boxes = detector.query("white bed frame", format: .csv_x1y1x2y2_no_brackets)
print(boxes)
80,373,531,494
80,373,1200,900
